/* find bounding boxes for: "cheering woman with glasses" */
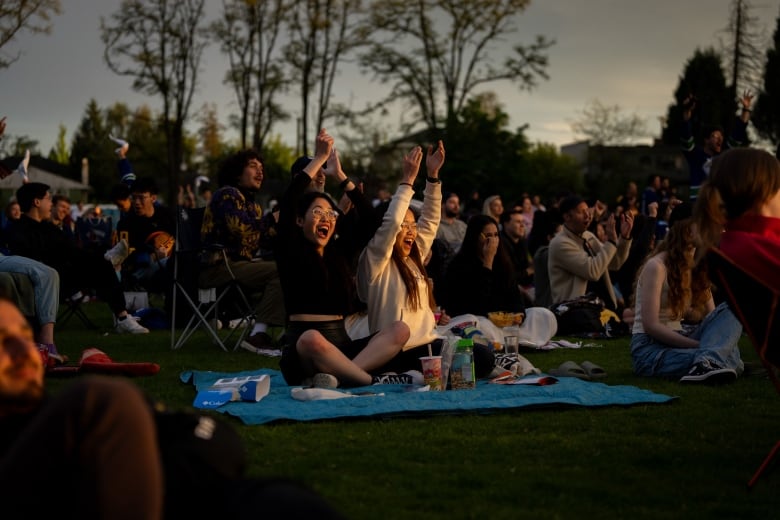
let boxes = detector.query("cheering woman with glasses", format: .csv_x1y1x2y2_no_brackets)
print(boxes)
356,141,445,372
441,213,526,318
276,129,419,388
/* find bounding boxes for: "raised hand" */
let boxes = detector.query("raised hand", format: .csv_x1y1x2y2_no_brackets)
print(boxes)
620,211,635,239
402,146,423,185
605,213,618,242
313,128,334,161
325,147,344,179
682,94,696,121
426,140,445,179
741,90,754,110
480,232,499,268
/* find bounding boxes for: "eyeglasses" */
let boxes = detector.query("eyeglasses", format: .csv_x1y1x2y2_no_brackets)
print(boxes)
131,194,151,201
480,232,499,239
311,207,338,222
400,222,418,232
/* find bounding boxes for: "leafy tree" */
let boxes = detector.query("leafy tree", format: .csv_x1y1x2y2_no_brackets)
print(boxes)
47,124,69,164
359,0,553,137
212,0,289,150
661,48,733,146
719,0,765,98
753,11,780,144
0,0,61,69
521,143,583,201
440,93,530,201
69,100,176,201
261,134,298,183
193,103,229,179
570,99,650,146
101,0,209,202
284,0,368,154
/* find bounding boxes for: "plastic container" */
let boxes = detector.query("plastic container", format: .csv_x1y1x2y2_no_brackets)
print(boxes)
450,338,476,390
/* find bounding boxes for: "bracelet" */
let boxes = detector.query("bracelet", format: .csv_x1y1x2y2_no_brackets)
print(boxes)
621,235,631,240
742,107,752,112
339,178,352,190
399,182,413,187
608,239,617,247
426,176,440,184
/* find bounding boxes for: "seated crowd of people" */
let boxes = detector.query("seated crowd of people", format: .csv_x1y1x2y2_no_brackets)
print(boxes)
1,92,779,515
0,97,778,390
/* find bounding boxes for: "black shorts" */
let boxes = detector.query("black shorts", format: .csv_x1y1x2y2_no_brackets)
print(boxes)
279,320,372,385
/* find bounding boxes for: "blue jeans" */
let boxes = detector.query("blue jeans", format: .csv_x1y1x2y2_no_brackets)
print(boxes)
0,254,60,324
631,302,744,378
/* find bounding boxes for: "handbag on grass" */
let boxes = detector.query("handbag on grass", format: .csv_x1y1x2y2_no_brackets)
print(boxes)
551,293,605,336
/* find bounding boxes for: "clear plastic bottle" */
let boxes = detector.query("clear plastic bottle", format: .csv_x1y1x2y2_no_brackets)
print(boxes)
450,338,475,390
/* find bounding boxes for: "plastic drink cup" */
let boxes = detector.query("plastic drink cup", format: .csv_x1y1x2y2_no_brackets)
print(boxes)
419,356,443,390
504,335,519,355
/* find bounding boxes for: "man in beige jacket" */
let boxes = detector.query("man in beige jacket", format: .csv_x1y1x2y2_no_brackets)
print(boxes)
548,195,634,311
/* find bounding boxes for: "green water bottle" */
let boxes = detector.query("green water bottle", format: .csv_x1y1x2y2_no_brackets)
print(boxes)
450,338,475,390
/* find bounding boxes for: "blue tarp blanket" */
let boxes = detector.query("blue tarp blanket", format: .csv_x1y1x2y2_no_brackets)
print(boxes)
181,369,676,425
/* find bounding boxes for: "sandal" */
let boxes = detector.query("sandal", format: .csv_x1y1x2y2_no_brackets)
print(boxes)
548,361,590,381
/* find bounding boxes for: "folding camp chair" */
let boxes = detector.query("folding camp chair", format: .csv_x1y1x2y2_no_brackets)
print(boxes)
708,247,780,488
57,292,99,331
169,206,255,351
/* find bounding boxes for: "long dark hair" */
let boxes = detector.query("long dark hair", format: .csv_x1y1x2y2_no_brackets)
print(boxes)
455,214,515,288
376,201,433,311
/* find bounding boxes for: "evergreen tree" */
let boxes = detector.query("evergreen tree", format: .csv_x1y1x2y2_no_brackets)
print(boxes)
661,48,733,146
753,11,780,144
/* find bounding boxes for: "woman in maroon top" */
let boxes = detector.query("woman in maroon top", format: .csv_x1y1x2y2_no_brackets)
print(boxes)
276,129,417,388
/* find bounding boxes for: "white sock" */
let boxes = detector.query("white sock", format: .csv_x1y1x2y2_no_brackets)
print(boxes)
251,323,267,336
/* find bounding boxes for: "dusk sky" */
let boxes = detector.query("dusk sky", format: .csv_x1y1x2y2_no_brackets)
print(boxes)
3,0,780,156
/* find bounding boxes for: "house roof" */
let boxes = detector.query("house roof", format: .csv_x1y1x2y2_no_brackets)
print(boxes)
0,155,91,193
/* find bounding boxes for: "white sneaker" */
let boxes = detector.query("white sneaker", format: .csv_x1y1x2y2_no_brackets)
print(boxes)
115,316,149,334
104,239,130,267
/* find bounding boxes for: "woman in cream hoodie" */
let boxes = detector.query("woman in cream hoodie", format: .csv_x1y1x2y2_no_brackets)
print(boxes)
357,141,445,371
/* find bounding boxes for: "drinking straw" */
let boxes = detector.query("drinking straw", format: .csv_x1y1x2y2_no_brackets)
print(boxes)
428,343,433,357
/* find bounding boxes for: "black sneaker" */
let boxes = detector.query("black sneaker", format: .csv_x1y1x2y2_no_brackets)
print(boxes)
679,361,737,384
372,370,423,385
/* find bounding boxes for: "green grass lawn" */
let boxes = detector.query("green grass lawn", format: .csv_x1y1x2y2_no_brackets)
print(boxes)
49,302,779,519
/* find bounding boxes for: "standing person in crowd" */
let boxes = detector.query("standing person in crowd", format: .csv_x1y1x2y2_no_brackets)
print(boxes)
436,191,467,254
442,214,526,317
482,194,503,224
679,91,752,200
548,195,633,312
277,129,417,388
200,149,286,352
357,141,445,373
5,183,148,334
631,204,743,383
694,147,780,292
0,298,345,519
